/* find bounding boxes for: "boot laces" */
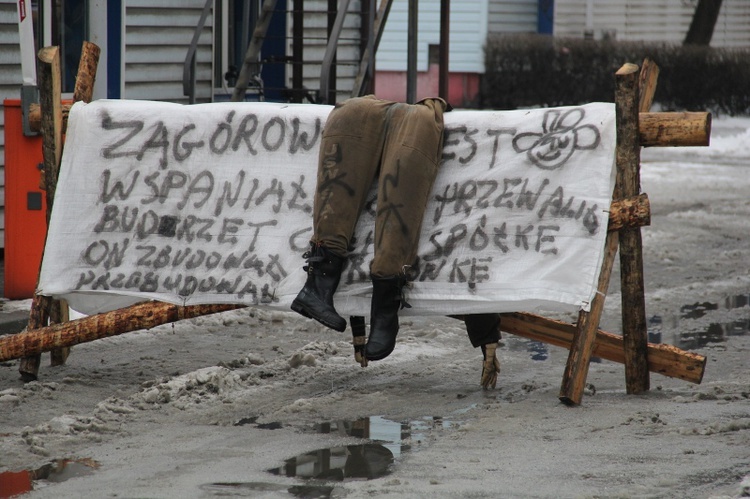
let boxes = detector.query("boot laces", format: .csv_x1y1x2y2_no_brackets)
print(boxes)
302,247,331,275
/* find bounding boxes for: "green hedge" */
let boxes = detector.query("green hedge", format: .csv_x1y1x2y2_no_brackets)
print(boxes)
481,34,750,116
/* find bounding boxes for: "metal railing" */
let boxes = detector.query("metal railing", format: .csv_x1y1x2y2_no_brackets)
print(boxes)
183,0,393,105
183,0,213,104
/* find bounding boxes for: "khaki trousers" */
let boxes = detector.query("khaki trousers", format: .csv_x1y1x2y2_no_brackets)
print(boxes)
313,95,448,277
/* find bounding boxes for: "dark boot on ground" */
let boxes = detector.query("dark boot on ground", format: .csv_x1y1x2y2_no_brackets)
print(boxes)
365,276,409,361
291,244,347,332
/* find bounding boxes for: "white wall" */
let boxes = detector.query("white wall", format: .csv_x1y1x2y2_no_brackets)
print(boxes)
376,0,489,73
488,0,538,34
554,0,750,47
123,0,214,102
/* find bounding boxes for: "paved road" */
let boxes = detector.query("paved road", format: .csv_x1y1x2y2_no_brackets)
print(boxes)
0,254,31,334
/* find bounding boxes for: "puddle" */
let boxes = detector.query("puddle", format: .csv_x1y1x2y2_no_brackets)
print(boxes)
233,416,284,429
505,337,550,361
200,481,334,498
0,459,98,497
265,415,457,483
650,293,750,350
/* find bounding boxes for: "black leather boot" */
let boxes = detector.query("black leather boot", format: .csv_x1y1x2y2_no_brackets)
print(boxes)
291,244,347,332
365,276,409,361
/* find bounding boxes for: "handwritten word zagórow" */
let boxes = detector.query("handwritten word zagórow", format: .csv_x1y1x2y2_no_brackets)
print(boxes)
99,110,322,169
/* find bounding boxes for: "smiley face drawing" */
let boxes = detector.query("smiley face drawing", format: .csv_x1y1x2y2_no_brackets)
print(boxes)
512,108,601,170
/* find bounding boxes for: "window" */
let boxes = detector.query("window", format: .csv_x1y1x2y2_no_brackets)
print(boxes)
34,0,89,93
214,0,287,102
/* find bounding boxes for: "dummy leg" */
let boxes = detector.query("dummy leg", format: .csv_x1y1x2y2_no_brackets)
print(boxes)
292,97,388,331
366,98,448,360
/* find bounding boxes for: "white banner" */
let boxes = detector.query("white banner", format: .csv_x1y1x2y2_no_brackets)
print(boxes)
38,100,616,317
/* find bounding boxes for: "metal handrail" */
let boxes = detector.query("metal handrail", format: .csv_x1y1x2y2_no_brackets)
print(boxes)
183,0,213,104
319,0,353,104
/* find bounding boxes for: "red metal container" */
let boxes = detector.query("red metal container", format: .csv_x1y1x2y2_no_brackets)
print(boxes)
3,98,47,299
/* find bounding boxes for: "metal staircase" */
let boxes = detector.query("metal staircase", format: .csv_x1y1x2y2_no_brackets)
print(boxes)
183,0,393,105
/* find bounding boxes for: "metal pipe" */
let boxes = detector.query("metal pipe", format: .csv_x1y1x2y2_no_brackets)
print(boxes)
327,0,339,103
406,0,417,103
319,0,352,104
439,0,449,101
366,0,375,94
360,0,375,93
292,0,304,102
351,0,394,98
182,0,214,104
182,0,213,103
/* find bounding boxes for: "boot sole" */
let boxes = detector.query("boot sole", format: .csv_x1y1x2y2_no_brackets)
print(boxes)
291,300,347,332
364,343,395,361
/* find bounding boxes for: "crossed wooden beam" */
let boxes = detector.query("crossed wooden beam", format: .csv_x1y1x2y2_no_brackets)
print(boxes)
2,45,710,406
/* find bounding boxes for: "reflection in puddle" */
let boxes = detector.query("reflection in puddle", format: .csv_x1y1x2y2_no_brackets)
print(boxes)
651,293,750,350
647,315,663,344
269,443,394,482
528,340,549,361
680,301,719,320
266,415,457,483
0,459,98,497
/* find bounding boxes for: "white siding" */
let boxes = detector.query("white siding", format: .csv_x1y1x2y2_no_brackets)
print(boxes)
715,0,750,48
554,0,750,48
376,0,488,73
0,0,23,249
123,0,214,103
488,0,538,34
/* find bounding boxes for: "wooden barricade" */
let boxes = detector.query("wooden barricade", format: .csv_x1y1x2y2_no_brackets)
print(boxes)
3,49,710,406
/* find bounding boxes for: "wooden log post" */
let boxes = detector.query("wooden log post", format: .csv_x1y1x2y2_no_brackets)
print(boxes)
638,58,659,112
47,300,69,366
72,41,100,102
558,61,654,405
49,41,100,367
28,102,70,133
617,63,650,394
558,223,620,405
18,46,63,381
608,194,650,232
19,42,100,380
639,112,711,147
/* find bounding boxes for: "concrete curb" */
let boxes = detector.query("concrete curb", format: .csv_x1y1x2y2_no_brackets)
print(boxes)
0,309,29,336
